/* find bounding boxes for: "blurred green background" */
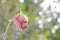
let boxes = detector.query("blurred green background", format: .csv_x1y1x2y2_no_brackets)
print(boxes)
0,0,60,40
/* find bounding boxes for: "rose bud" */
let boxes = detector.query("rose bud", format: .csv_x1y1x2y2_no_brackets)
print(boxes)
13,14,28,30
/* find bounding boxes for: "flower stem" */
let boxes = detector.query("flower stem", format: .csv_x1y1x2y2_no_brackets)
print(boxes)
3,19,13,40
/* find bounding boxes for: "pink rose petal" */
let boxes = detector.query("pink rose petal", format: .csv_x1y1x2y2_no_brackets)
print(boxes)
13,14,28,30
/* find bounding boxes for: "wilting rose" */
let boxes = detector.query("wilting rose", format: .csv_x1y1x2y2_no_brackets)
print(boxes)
13,14,28,30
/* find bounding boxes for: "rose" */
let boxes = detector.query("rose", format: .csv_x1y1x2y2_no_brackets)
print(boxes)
13,14,28,30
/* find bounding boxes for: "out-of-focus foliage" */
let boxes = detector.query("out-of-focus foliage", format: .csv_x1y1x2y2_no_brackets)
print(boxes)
39,0,60,40
0,0,60,40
